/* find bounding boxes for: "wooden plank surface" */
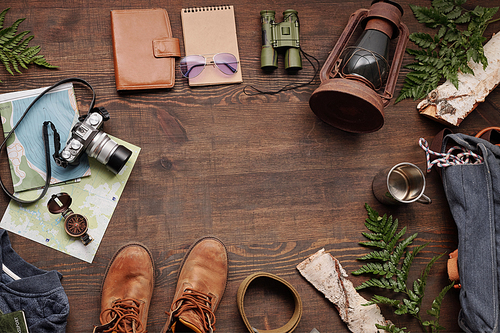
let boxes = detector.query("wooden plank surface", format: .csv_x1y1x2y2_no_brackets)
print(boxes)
0,0,499,332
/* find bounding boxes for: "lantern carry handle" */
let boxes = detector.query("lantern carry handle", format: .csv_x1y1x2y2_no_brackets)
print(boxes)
320,9,368,83
382,21,409,106
319,8,409,106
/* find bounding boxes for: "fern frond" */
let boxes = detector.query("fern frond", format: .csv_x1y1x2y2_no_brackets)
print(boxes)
401,243,428,281
355,277,400,291
386,226,406,252
422,281,454,332
354,204,453,331
0,8,57,82
361,231,383,242
367,294,401,307
414,253,446,299
351,262,387,276
426,281,455,319
359,239,386,249
410,32,437,49
396,0,499,103
376,323,408,333
0,8,9,30
3,30,29,51
388,232,418,266
357,249,391,261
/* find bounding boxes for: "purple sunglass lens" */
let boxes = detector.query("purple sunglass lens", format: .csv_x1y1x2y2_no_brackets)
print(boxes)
213,53,238,75
180,55,206,78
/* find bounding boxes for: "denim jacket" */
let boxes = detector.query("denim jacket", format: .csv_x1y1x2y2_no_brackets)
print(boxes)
442,133,500,333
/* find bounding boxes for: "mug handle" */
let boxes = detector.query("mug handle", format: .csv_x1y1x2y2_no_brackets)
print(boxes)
417,194,432,204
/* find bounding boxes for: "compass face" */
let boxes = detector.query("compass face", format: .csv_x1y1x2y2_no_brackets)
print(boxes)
64,214,88,237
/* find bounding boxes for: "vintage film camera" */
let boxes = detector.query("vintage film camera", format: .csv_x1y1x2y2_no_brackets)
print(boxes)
55,107,132,174
260,9,302,70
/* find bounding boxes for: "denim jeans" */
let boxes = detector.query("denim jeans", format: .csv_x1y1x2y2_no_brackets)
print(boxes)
441,133,500,333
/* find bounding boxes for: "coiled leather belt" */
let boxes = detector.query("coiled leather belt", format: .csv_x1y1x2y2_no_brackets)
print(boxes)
237,272,303,333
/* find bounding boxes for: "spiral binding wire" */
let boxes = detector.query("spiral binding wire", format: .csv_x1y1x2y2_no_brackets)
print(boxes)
419,137,484,172
183,5,231,13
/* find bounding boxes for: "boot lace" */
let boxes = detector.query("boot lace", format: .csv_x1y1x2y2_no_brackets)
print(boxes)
167,288,217,332
100,298,146,333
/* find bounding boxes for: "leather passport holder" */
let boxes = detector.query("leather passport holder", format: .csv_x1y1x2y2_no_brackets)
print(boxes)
0,310,29,333
110,9,180,90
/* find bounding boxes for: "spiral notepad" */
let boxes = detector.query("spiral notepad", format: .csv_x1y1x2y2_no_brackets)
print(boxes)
181,5,243,86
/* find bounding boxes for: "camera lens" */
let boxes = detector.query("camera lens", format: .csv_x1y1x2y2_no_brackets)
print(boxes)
107,145,132,174
87,132,132,174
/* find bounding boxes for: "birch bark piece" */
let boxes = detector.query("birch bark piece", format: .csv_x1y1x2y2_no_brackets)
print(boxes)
417,32,500,126
297,249,390,333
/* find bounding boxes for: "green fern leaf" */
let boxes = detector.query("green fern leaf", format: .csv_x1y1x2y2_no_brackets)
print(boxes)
455,12,471,24
0,51,13,75
376,323,408,333
410,32,436,48
0,8,9,30
389,232,417,266
0,8,57,82
354,205,453,331
396,0,498,103
368,294,401,307
427,281,455,318
357,248,391,261
361,231,383,241
359,239,386,249
432,0,455,14
446,7,463,20
386,226,406,252
401,243,428,281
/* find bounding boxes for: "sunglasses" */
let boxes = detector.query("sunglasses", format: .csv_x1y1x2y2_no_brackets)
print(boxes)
180,53,239,78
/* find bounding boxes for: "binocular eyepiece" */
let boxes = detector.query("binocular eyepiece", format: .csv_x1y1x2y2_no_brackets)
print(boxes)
260,9,302,71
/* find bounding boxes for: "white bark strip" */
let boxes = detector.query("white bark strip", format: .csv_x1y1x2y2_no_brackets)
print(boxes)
417,32,500,126
297,249,390,333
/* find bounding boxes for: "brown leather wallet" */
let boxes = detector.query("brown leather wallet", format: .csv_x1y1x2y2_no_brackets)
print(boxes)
110,8,180,90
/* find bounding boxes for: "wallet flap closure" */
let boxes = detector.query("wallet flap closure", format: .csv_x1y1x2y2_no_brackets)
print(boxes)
153,38,181,58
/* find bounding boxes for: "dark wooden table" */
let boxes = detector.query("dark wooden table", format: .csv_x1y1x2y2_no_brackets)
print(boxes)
1,0,499,332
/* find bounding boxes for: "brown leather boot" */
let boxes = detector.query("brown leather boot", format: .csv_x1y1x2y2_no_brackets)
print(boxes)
161,237,228,333
95,243,154,333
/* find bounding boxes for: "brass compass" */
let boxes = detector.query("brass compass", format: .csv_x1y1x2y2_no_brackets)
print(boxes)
47,192,93,246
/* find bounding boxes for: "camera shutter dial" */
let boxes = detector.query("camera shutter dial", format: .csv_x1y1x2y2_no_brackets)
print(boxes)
70,140,82,150
89,113,101,126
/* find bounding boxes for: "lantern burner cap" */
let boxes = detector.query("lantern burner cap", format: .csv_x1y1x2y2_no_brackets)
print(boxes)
371,0,403,15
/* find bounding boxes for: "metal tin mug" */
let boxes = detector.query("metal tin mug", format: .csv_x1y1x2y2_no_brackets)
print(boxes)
372,162,432,205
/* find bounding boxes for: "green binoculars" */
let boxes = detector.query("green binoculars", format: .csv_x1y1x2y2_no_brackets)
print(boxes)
260,9,302,70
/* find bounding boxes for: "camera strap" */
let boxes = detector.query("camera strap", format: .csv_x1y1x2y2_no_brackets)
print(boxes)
0,78,96,204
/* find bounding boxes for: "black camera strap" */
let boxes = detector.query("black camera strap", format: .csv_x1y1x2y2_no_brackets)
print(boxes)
0,78,96,204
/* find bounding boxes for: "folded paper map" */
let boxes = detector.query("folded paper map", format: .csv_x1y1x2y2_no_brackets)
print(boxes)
0,83,91,192
0,137,140,263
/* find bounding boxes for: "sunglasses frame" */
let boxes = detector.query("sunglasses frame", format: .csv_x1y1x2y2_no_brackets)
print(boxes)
180,52,239,78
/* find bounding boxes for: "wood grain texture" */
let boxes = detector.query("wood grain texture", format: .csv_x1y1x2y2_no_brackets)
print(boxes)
0,0,499,332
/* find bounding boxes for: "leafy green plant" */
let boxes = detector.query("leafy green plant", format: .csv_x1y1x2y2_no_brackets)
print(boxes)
395,0,499,103
352,204,454,333
0,7,57,82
